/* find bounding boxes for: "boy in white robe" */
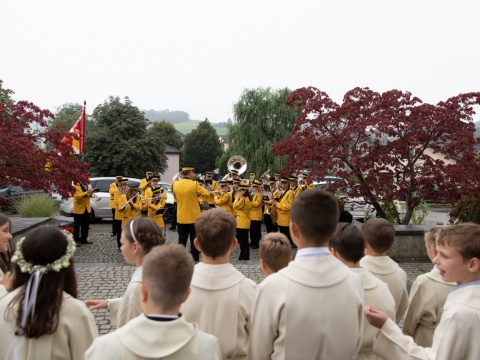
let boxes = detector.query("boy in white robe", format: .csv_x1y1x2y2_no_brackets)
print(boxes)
329,222,396,360
180,209,257,359
365,222,480,360
248,189,364,359
259,232,292,276
403,226,455,347
360,218,408,323
84,244,222,360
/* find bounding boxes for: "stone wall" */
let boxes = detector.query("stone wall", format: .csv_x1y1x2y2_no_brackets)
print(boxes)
388,225,431,261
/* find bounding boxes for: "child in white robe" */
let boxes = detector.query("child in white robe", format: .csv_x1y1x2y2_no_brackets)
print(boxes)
329,222,396,360
248,189,364,359
360,218,408,323
403,226,455,347
180,209,257,359
84,243,222,360
0,213,13,297
365,222,480,360
85,217,165,328
259,232,292,276
0,225,97,360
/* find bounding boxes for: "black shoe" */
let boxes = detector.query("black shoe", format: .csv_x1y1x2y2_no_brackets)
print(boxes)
168,227,176,231
111,233,116,237
76,242,81,247
251,245,259,250
81,240,93,245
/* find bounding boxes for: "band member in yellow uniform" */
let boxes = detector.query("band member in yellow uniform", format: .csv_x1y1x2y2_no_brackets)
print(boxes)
174,166,212,262
147,187,166,228
272,177,296,248
274,171,281,189
109,175,122,236
72,180,94,247
143,175,166,215
214,180,233,213
140,171,153,192
289,175,303,198
205,171,219,209
249,180,263,249
118,180,142,229
231,179,241,216
169,171,182,231
233,184,252,260
230,169,240,181
113,178,128,249
264,177,280,233
197,179,210,213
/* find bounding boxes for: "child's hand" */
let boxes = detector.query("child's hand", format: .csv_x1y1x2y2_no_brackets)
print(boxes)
85,299,108,310
0,271,14,292
364,305,388,329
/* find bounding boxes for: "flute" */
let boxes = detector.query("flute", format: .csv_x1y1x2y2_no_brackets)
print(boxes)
120,193,139,210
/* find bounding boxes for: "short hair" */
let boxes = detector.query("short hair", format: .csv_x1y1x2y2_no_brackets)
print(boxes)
329,223,365,263
195,209,236,259
291,189,339,246
361,218,395,254
181,170,192,177
142,244,194,311
436,223,480,261
123,218,165,254
259,233,291,272
424,226,443,248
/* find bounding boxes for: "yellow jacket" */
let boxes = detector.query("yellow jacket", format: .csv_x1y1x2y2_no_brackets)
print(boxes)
275,189,294,227
117,194,142,227
72,184,92,215
249,192,263,221
144,187,167,203
233,197,252,229
147,197,167,228
207,180,219,205
214,192,233,214
291,185,304,198
171,179,179,203
306,183,315,190
113,192,125,221
174,178,211,224
109,182,117,208
264,189,280,215
139,178,149,192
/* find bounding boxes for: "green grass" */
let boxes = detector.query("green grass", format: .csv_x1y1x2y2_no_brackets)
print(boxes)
174,121,227,136
11,194,59,218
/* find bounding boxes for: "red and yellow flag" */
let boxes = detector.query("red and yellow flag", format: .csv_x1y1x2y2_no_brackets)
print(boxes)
62,102,86,154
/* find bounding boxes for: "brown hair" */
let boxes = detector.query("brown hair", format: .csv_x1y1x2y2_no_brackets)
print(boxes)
361,218,395,254
0,214,12,273
7,226,78,338
436,223,480,261
291,189,339,246
425,226,443,248
142,244,194,311
329,223,365,263
195,209,236,259
259,233,291,272
123,218,165,254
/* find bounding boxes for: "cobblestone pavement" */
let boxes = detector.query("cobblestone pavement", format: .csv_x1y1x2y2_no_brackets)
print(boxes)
75,231,433,334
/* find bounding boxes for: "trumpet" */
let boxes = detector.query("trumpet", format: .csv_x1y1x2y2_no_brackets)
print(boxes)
88,185,101,202
120,193,139,210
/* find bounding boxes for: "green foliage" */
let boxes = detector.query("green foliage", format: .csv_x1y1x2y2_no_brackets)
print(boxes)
12,194,59,218
381,200,430,225
148,120,183,150
229,87,297,175
216,147,233,177
182,119,223,174
49,103,83,132
0,79,14,105
85,96,167,178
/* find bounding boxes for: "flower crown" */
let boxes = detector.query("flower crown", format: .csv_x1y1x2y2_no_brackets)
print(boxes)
11,229,76,274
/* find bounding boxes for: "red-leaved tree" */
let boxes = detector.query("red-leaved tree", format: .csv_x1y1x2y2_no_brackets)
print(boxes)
272,87,480,224
0,99,90,200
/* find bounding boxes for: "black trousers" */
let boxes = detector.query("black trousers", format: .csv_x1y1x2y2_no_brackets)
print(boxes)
264,214,278,233
114,219,123,248
111,209,116,234
279,225,294,246
237,228,250,260
178,223,200,261
249,220,262,247
171,203,177,228
73,210,90,243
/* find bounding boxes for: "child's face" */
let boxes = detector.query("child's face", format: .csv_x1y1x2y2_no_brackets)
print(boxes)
433,244,469,285
0,222,12,253
120,232,136,264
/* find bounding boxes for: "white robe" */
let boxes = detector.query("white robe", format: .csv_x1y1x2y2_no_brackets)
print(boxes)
109,266,143,328
0,289,97,360
0,268,6,298
248,255,364,360
350,267,396,360
180,263,257,359
360,255,409,323
373,284,480,360
402,266,456,347
83,314,223,360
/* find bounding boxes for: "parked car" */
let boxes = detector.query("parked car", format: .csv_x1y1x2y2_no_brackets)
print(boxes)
0,183,45,212
59,177,174,222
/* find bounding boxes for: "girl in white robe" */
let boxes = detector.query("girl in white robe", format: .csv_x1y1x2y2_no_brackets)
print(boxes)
85,217,165,328
0,213,13,297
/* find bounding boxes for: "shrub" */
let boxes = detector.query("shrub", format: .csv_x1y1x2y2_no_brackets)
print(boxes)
451,191,480,225
11,194,59,218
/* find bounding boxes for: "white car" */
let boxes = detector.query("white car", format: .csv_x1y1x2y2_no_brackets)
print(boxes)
59,177,174,222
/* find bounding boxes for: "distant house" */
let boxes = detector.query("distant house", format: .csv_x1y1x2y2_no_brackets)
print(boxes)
219,135,228,151
176,130,186,141
160,145,181,183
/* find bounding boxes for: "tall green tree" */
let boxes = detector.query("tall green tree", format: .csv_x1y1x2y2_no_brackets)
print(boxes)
229,87,298,176
148,120,183,150
85,96,167,178
182,118,223,175
49,103,83,132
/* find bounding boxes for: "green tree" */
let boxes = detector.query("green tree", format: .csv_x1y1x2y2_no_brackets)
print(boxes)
0,80,14,105
85,96,167,178
49,103,83,132
182,118,223,174
216,146,233,178
229,87,298,176
148,120,183,150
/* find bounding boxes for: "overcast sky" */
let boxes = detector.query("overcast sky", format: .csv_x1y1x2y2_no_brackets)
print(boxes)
2,1,479,123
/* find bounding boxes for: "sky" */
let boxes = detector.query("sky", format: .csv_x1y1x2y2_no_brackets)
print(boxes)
2,1,479,123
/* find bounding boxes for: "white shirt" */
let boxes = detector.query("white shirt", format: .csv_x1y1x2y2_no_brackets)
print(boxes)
296,247,331,259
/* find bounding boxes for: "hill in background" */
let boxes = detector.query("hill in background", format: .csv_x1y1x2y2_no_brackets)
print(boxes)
174,120,227,136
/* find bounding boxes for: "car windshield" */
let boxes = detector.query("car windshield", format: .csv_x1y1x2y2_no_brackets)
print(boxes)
161,184,172,193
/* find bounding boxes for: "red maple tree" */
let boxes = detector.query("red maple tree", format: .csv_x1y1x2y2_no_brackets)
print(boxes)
272,87,480,224
0,100,90,201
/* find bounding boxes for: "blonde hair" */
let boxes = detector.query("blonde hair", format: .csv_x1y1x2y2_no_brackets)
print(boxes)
259,233,291,273
436,223,480,261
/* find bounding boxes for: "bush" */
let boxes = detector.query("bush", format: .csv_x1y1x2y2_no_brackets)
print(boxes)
11,194,59,218
451,191,480,224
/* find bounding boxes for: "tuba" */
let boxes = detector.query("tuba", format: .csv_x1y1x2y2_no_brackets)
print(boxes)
227,155,247,176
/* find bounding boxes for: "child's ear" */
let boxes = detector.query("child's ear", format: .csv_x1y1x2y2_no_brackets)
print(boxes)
468,257,480,273
140,283,148,303
182,287,192,304
364,240,371,250
330,248,339,259
230,238,238,252
193,238,202,252
290,221,300,239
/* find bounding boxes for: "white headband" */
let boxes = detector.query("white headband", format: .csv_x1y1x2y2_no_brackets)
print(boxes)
129,220,141,249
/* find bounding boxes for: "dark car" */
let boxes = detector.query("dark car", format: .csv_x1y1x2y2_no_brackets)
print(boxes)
0,183,45,212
